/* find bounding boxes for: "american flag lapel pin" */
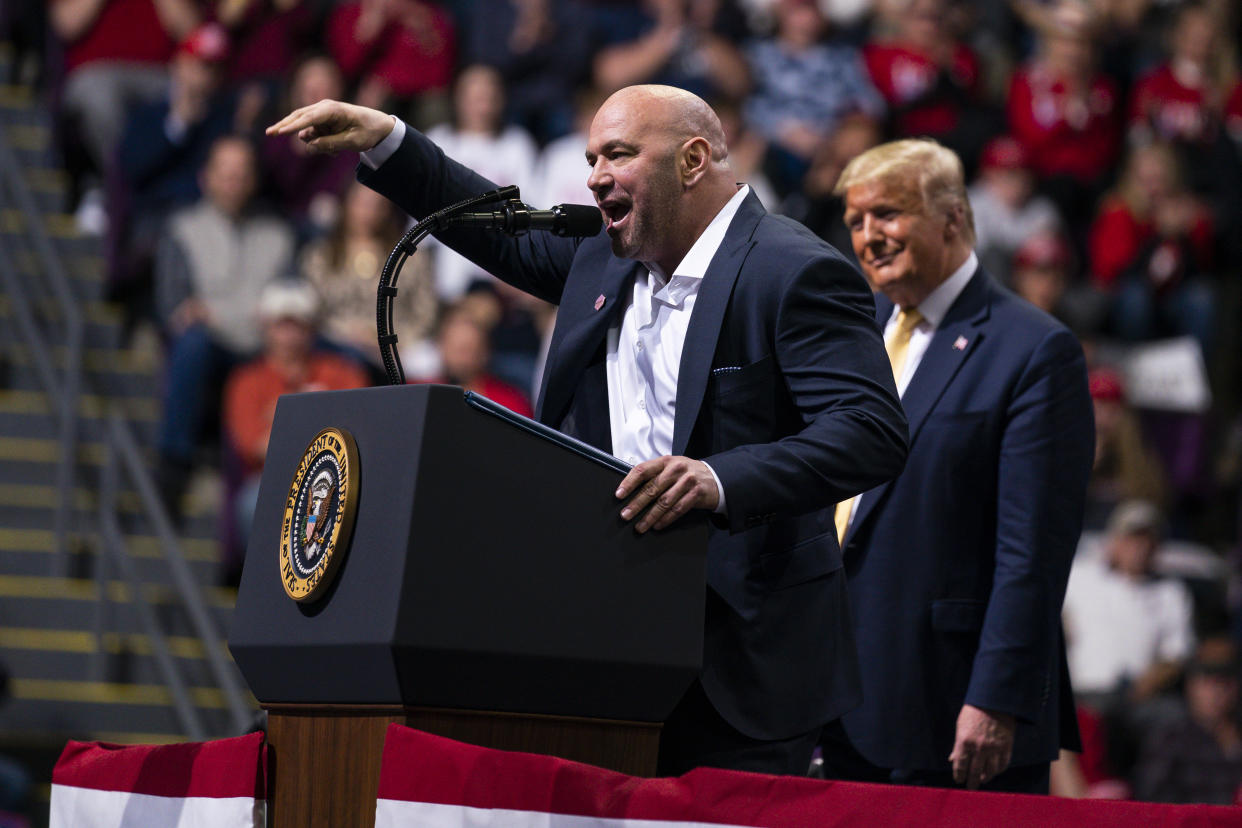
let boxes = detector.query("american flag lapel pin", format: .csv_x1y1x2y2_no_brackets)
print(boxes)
953,335,969,351
594,294,606,311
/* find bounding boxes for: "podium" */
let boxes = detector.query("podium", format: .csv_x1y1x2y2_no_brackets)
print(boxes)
228,385,708,826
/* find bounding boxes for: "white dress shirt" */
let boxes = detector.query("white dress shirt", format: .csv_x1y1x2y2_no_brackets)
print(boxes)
883,250,977,395
365,120,744,507
606,186,749,510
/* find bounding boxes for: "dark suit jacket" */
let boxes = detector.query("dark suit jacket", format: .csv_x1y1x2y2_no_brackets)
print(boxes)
839,267,1093,770
359,126,909,740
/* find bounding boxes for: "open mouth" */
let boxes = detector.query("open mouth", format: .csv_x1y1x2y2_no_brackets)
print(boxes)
599,200,631,233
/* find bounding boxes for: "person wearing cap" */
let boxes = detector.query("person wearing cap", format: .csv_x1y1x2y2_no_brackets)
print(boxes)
51,0,200,177
1134,637,1242,804
1084,367,1167,531
1062,499,1193,718
966,135,1062,285
223,280,369,560
822,137,1094,794
111,22,237,313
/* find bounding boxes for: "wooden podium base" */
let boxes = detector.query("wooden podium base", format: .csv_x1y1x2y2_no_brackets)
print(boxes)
265,705,662,828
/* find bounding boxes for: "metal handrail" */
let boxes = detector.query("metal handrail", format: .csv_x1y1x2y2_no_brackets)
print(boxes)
0,132,81,575
98,441,208,740
0,113,252,736
106,409,253,734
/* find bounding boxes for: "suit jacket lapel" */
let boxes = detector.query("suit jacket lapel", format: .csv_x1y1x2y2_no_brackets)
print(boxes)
847,268,991,542
537,257,638,429
671,192,762,455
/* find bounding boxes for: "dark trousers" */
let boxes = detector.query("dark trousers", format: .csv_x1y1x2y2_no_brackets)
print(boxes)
657,679,820,777
819,720,1050,794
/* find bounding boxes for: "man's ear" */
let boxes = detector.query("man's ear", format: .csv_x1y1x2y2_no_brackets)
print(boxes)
680,137,712,188
942,203,965,242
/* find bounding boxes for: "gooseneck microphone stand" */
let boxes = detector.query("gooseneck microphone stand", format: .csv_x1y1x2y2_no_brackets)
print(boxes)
375,185,520,386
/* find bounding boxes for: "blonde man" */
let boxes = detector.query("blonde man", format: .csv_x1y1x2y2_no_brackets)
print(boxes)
822,138,1094,794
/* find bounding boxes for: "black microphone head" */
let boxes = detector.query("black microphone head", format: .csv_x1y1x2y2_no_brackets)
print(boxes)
551,203,603,237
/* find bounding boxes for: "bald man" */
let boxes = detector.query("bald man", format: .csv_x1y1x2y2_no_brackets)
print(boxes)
268,87,907,775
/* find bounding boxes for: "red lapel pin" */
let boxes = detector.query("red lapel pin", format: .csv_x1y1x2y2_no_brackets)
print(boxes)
953,335,968,351
594,294,606,311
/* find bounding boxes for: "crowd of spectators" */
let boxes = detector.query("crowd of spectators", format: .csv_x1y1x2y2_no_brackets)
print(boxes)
19,0,1242,804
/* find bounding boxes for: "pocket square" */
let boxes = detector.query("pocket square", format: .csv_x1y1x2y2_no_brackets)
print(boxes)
712,365,743,375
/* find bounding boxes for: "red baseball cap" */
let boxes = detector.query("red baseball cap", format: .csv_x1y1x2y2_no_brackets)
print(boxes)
177,23,230,64
1088,367,1125,402
1014,233,1071,270
980,136,1030,171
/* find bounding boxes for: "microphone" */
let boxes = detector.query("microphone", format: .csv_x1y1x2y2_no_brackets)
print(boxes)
450,201,602,237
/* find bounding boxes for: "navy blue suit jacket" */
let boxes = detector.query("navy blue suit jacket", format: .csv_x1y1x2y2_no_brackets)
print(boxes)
839,267,1093,770
359,126,909,740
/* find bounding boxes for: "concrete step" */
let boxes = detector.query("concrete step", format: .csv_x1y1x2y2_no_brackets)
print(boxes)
0,389,160,424
0,689,247,742
2,633,238,691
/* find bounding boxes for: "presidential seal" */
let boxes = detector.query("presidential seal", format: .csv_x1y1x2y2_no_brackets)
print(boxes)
279,427,359,602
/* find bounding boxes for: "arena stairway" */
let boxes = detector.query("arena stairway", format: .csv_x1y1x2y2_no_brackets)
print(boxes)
0,62,256,813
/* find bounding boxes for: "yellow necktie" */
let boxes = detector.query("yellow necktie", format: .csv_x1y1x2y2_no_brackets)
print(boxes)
834,307,924,544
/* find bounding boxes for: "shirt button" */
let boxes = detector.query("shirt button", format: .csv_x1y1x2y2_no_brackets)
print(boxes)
636,341,644,352
638,397,646,410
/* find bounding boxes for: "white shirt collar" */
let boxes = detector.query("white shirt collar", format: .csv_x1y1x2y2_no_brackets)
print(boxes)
913,250,977,329
645,185,749,285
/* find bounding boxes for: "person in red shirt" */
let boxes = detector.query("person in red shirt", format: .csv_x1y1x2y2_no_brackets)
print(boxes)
428,309,533,418
863,0,988,166
1088,142,1215,353
1128,2,1242,271
1007,1,1121,231
325,0,456,124
1129,3,1239,147
223,280,370,556
51,0,200,175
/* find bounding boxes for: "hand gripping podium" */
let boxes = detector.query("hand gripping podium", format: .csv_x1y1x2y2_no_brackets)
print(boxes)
229,384,707,826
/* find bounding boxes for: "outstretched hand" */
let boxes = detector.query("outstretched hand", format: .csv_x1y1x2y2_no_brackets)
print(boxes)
266,99,394,155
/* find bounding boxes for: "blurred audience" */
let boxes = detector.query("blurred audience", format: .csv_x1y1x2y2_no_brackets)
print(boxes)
326,0,456,124
743,0,882,196
1064,500,1194,778
429,309,533,417
154,134,295,517
259,54,357,241
786,113,880,263
1009,231,1106,336
300,180,438,377
424,64,538,300
462,0,594,144
108,22,235,320
223,280,369,555
1085,367,1169,531
51,0,199,197
1134,637,1242,803
531,86,604,208
592,0,751,101
967,135,1062,284
214,0,314,130
863,0,990,167
1088,141,1216,354
1007,1,1122,232
1127,1,1242,270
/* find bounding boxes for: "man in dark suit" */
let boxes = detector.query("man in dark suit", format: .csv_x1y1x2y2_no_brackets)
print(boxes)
268,86,908,776
821,138,1094,793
